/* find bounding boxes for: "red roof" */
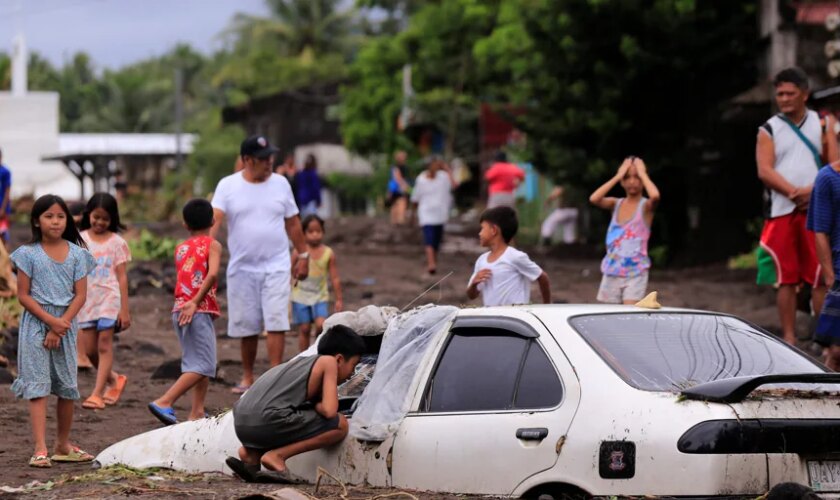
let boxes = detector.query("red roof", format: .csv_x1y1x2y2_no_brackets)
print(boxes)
797,1,839,25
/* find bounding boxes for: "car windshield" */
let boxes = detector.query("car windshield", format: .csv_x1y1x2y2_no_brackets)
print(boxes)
569,313,826,392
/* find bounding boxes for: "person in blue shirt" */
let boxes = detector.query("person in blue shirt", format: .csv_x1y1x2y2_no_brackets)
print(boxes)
806,159,840,370
0,148,12,243
296,154,322,217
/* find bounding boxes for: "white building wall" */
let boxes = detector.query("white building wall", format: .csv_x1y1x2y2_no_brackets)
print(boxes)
0,91,79,199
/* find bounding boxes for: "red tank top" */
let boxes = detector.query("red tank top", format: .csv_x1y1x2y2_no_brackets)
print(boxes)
173,235,220,316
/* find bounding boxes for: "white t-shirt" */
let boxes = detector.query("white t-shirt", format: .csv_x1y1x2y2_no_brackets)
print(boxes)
212,172,299,275
411,171,453,226
468,247,544,306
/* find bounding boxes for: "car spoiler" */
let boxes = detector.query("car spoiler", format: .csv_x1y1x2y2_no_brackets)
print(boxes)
681,373,840,403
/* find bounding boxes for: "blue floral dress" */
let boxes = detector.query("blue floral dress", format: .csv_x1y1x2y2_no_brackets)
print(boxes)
10,242,96,400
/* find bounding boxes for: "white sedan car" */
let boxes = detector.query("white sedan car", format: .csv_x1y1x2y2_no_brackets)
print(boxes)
97,304,840,498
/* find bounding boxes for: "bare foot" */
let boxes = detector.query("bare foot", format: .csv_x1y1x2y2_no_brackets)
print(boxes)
53,442,79,456
238,446,262,466
260,452,287,472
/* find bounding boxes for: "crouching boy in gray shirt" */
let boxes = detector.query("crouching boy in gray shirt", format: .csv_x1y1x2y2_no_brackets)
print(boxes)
226,325,365,483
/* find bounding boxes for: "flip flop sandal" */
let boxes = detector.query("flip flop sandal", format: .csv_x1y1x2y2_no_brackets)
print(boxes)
82,395,105,410
29,454,52,468
230,384,252,395
103,374,128,405
148,402,178,426
254,469,297,484
51,446,94,463
225,457,259,483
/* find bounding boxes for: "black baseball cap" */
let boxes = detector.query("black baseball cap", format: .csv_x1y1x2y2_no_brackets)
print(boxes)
240,135,279,159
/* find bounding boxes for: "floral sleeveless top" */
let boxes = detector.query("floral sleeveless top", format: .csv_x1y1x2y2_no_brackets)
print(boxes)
173,235,219,316
600,198,651,278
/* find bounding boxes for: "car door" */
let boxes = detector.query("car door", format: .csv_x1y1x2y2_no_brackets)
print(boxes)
390,313,581,495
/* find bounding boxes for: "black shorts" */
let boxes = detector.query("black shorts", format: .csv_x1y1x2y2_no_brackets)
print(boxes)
385,192,406,208
234,409,340,451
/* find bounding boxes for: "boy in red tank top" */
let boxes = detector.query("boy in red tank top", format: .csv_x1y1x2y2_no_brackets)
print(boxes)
148,199,222,425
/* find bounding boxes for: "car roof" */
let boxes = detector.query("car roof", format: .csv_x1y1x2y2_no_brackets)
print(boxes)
456,303,715,321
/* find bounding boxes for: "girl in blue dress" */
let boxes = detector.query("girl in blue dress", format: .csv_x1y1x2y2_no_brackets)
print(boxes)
10,195,96,468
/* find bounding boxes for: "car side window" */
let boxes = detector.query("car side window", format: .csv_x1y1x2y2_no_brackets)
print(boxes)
424,327,563,412
514,340,563,408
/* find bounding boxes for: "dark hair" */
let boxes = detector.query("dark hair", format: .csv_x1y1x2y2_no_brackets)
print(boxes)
302,214,325,232
766,482,820,500
774,67,810,90
29,194,86,248
305,154,317,170
182,199,214,231
68,201,85,217
480,206,519,243
494,150,508,162
79,192,125,233
317,325,366,358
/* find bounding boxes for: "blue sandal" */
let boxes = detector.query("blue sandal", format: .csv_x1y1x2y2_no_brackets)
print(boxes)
148,403,177,426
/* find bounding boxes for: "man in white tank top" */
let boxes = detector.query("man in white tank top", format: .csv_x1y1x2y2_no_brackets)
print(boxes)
756,67,839,345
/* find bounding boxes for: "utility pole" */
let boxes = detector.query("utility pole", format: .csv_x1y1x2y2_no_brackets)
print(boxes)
174,67,184,169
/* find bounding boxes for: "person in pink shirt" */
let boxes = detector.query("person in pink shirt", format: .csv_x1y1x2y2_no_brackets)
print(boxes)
485,151,525,209
77,193,131,410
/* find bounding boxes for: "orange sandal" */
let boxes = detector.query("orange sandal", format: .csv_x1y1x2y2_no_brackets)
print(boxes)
82,395,105,410
103,374,127,405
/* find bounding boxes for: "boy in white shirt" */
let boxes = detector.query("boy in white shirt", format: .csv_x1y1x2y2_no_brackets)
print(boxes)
467,207,551,306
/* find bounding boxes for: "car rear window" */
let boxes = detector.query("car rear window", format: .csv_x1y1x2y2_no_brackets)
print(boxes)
569,313,825,392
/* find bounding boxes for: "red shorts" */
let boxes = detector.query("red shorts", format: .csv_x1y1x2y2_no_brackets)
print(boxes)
758,211,821,286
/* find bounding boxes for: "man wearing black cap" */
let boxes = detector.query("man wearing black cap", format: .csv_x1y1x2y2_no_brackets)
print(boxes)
211,136,309,393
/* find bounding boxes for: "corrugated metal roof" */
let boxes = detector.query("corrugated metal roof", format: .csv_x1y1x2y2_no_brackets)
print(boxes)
45,133,197,159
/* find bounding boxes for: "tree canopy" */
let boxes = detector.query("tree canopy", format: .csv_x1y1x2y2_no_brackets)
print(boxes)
0,0,759,195
343,0,758,184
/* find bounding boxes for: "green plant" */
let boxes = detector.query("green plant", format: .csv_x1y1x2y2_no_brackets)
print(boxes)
649,245,669,268
728,246,758,270
128,229,178,261
0,297,21,331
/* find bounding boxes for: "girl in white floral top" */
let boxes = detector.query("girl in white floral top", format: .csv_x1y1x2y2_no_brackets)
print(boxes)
77,193,132,410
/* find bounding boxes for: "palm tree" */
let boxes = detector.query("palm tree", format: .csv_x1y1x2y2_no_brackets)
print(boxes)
226,0,358,59
214,0,360,98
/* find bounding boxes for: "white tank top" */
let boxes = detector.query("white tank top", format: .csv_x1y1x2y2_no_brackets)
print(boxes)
761,109,822,218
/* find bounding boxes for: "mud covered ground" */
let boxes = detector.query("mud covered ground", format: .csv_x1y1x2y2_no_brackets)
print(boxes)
0,216,817,498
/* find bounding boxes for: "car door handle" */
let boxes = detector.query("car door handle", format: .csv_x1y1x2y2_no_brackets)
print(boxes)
516,428,548,441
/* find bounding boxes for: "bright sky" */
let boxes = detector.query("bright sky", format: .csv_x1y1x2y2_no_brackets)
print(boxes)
0,0,269,69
